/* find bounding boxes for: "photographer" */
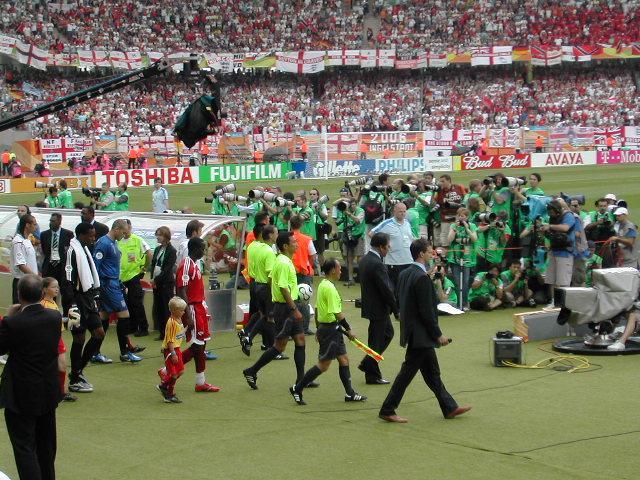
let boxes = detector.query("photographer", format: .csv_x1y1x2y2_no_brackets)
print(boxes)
487,172,514,224
540,200,577,307
335,198,365,286
463,180,487,212
409,180,435,239
359,180,386,253
433,174,466,247
309,188,330,267
95,182,115,211
389,179,410,202
611,207,638,269
430,250,458,307
500,260,535,307
112,182,130,211
292,194,316,241
514,173,544,200
44,186,60,208
209,185,226,215
476,211,511,271
446,208,478,310
468,264,504,311
58,180,74,209
585,198,615,242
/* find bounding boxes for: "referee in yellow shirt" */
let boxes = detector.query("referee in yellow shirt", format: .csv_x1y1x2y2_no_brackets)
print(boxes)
243,231,308,390
289,258,367,405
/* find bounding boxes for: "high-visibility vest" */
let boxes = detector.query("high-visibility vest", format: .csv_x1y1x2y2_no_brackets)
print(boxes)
200,143,210,155
535,137,543,148
128,148,138,158
1,152,10,164
606,137,614,147
359,143,367,153
292,230,312,276
301,142,308,153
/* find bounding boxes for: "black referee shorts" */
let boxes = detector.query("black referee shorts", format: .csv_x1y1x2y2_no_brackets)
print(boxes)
317,323,347,361
273,303,304,340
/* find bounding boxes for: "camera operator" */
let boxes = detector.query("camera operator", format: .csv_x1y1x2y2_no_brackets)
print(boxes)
292,194,316,242
409,180,435,239
309,188,329,267
585,198,615,240
446,208,478,310
468,264,504,311
500,260,535,307
486,172,514,225
463,180,487,212
514,173,544,201
44,186,60,208
611,207,638,269
335,198,365,286
540,200,577,308
389,179,409,202
430,249,458,307
476,211,511,271
433,174,466,247
58,180,74,209
95,182,115,211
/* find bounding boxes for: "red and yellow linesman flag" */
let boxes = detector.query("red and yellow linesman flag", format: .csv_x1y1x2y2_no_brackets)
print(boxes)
349,337,384,362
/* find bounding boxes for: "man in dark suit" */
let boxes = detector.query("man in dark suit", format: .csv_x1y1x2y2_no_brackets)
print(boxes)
357,232,398,384
379,238,471,423
0,274,61,479
80,205,109,241
41,213,74,314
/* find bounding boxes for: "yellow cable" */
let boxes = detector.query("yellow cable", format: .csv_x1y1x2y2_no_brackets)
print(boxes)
501,355,592,373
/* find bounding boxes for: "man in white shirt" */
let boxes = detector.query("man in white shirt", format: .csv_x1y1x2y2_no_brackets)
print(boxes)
152,178,169,213
11,214,39,303
370,202,416,288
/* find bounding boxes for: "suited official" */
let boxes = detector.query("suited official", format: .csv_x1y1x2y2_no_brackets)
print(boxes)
357,232,398,384
80,206,109,241
151,226,177,340
379,238,470,423
40,213,74,314
0,275,61,480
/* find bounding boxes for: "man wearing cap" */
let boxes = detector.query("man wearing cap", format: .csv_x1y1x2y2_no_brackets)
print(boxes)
604,194,618,211
610,207,638,269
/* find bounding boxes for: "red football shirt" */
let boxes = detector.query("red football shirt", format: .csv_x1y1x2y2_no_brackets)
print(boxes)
176,257,205,303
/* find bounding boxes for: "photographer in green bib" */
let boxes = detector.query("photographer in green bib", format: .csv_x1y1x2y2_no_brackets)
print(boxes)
95,182,115,211
58,179,74,209
112,182,130,211
118,219,152,336
44,186,60,208
446,207,478,310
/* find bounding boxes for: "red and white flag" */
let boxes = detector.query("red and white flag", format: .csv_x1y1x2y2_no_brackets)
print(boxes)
488,128,521,148
39,138,91,163
594,127,623,145
326,133,359,155
0,35,16,55
276,51,325,74
455,128,486,145
530,46,562,66
360,49,395,68
561,45,599,62
427,51,449,68
78,50,110,68
326,49,360,66
15,41,49,70
470,46,512,66
110,51,142,70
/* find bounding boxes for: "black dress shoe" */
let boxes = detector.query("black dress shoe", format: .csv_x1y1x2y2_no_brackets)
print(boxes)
366,378,390,385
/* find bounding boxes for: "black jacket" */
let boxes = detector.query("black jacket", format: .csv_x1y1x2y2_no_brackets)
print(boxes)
358,250,397,319
91,220,109,239
151,243,177,287
0,304,62,414
40,227,73,271
396,264,442,349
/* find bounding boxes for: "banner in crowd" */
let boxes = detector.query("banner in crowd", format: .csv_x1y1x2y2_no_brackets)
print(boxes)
530,151,597,168
275,51,325,74
460,154,531,171
39,138,92,162
200,163,293,183
597,150,640,165
305,156,453,178
2,39,640,72
95,166,200,188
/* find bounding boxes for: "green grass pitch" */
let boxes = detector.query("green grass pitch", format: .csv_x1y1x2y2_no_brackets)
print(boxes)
1,164,639,479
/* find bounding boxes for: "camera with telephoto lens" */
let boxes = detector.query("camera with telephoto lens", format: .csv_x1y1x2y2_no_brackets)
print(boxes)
348,177,369,187
371,184,392,194
483,176,495,186
476,212,496,223
312,195,329,210
35,181,57,189
248,189,264,199
401,183,417,194
491,220,505,229
82,187,102,200
433,266,444,280
214,183,235,196
486,272,496,280
445,201,463,210
336,200,349,212
425,184,441,192
505,176,527,188
275,196,294,208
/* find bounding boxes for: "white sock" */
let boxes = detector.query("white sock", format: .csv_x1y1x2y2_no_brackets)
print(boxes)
195,372,205,386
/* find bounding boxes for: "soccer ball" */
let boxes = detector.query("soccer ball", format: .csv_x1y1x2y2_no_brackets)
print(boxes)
298,283,313,303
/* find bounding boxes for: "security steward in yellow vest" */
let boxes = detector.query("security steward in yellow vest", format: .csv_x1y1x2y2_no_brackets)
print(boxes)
118,219,152,336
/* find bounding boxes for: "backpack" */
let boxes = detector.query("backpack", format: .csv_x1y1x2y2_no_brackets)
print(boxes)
363,197,384,225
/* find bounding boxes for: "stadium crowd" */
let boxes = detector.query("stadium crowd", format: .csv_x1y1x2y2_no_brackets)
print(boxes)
3,0,640,53
2,65,638,138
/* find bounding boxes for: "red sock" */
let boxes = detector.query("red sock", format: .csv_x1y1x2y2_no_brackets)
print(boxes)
166,377,177,396
59,371,66,394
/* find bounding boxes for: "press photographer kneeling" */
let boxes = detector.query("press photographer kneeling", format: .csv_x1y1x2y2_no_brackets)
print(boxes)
469,264,504,311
